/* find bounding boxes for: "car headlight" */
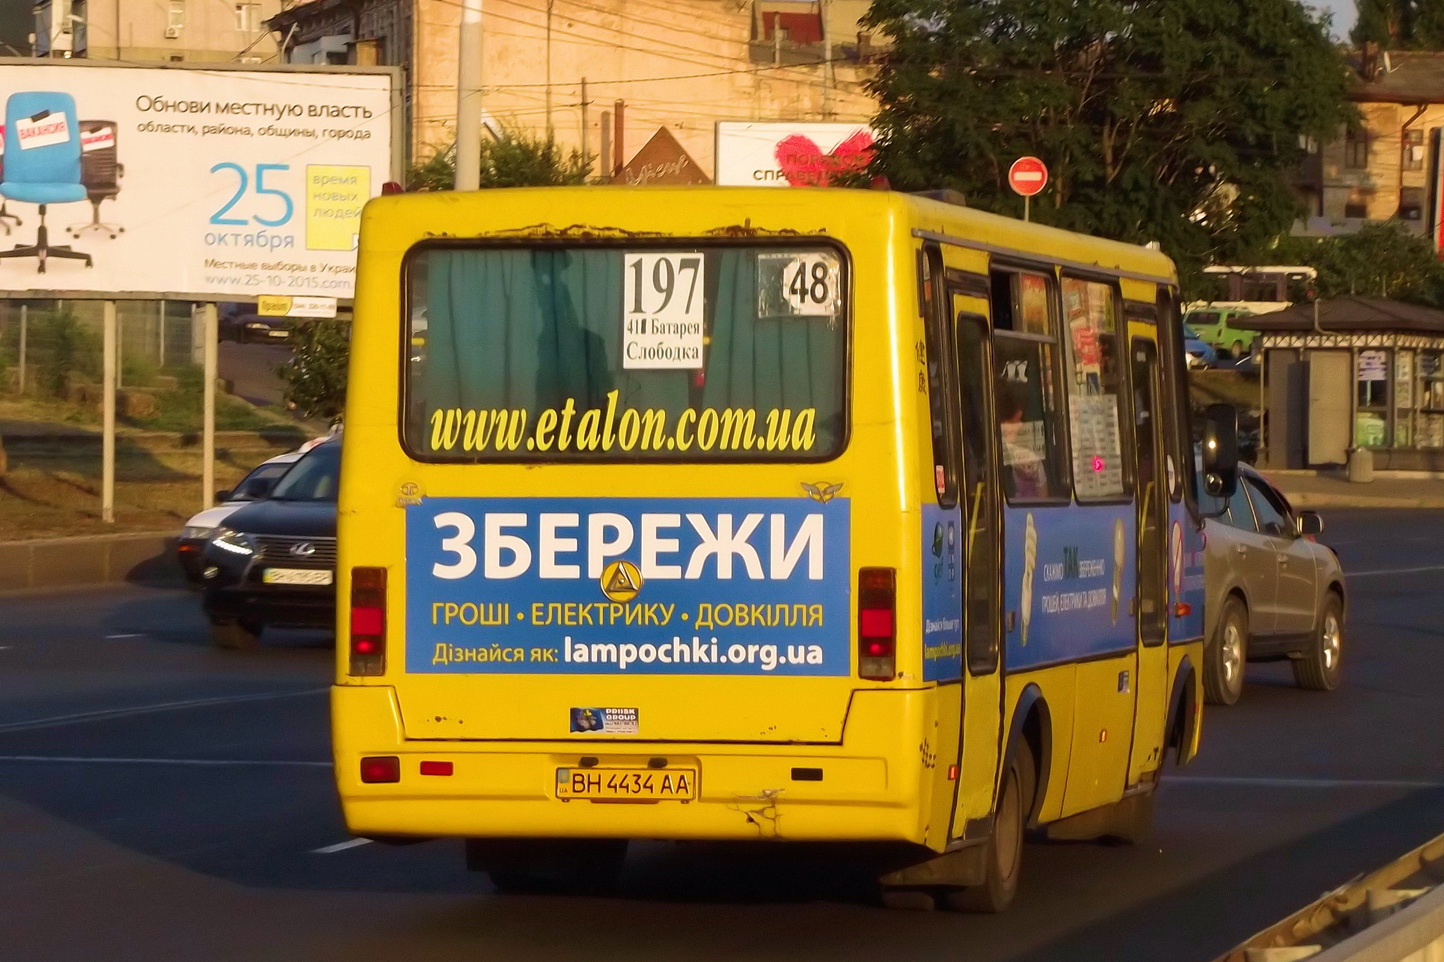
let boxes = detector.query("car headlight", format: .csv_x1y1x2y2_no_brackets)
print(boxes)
181,525,215,541
212,528,255,556
245,321,269,329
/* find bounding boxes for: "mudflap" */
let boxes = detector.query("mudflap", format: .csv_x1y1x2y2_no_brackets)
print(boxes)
878,841,989,889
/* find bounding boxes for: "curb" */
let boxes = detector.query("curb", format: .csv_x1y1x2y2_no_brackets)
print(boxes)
0,531,183,594
1281,493,1444,510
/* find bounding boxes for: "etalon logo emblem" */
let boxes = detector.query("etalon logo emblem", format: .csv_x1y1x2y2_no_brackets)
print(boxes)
290,542,317,558
801,481,843,503
396,482,423,508
600,560,643,603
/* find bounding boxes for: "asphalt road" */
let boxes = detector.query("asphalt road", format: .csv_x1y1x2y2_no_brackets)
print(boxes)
4,509,1444,962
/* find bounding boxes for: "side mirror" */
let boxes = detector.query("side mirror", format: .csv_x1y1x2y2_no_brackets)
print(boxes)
1298,511,1324,537
215,489,232,502
1201,403,1239,499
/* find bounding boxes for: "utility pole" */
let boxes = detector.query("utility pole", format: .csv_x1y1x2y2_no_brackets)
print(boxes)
819,0,833,118
455,0,484,190
545,0,554,140
580,78,590,175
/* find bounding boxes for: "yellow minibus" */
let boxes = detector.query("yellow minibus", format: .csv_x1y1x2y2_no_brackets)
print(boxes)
333,186,1234,911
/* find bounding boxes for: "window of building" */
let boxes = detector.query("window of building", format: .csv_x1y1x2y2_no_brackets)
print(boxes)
1420,352,1444,448
1357,349,1390,448
1396,349,1416,447
1400,187,1425,221
991,270,1069,502
1060,276,1129,500
1345,127,1371,169
168,1,186,30
235,3,260,32
1405,128,1425,172
1344,189,1370,219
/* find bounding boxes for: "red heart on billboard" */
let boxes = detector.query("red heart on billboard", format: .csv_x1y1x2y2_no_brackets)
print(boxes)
775,130,875,186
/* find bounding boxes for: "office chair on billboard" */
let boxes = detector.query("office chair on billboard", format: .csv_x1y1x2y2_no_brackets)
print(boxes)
0,128,19,235
0,91,92,273
68,120,123,239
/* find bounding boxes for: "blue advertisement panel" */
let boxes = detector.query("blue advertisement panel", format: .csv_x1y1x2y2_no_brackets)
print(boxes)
405,496,851,675
1002,504,1136,670
921,503,963,681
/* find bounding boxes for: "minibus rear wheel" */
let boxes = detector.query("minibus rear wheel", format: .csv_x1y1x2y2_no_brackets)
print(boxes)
947,739,1034,913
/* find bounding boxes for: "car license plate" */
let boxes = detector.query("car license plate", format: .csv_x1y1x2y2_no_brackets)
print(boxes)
262,568,332,586
556,767,697,801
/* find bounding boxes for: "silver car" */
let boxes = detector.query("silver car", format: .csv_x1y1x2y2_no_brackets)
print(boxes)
1201,465,1347,705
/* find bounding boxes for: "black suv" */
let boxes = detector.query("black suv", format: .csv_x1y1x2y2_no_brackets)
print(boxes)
200,440,340,648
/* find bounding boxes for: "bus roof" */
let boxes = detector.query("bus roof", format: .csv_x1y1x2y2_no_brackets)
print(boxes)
363,186,1177,287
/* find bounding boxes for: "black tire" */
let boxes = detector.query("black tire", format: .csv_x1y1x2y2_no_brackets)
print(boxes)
469,838,627,896
210,618,262,650
948,739,1034,913
1293,592,1344,691
1204,597,1248,706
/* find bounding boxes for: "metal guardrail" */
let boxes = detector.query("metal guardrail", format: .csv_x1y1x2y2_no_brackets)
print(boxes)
1213,834,1444,962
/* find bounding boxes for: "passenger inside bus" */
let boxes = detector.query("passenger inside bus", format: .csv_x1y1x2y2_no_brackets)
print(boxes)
998,380,1046,499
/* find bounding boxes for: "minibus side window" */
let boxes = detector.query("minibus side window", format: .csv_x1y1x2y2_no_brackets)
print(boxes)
922,245,958,507
990,270,1069,502
1060,276,1130,501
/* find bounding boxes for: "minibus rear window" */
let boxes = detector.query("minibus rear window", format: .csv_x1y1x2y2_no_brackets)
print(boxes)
403,243,848,462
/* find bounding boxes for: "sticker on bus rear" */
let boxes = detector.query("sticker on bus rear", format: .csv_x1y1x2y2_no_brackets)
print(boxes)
406,496,851,676
570,707,638,734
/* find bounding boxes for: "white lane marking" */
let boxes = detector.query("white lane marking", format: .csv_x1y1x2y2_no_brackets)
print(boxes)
0,687,328,734
1347,565,1444,578
1172,775,1444,789
312,838,373,855
0,755,330,768
105,633,147,640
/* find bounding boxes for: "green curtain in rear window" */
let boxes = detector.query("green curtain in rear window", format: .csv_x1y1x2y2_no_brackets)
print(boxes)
411,246,845,459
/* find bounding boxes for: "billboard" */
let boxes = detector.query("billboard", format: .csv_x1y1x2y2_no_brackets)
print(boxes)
714,121,875,187
0,61,398,300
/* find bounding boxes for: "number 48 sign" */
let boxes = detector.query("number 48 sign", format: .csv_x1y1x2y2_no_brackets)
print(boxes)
760,251,840,317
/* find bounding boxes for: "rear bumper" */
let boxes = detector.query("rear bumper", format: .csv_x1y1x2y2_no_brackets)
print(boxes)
332,684,927,844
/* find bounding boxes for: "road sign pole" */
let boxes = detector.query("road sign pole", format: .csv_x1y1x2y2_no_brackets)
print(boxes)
1024,195,1030,223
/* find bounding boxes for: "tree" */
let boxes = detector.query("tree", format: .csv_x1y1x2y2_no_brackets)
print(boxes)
1275,222,1444,304
407,127,592,191
279,317,349,422
862,0,1358,281
1353,0,1444,48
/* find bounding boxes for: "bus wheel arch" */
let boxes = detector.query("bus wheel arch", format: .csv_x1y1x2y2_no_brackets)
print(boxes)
1006,684,1050,827
1165,655,1199,767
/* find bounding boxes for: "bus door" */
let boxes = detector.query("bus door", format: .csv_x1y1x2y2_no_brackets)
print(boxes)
1129,337,1170,783
949,297,1004,838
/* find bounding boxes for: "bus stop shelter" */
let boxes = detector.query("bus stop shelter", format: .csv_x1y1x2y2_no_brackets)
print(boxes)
1249,296,1444,471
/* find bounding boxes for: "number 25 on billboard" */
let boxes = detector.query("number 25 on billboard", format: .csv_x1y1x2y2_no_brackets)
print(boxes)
210,163,294,228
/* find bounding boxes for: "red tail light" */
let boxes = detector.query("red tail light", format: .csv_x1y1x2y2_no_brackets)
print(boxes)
360,756,400,783
350,566,387,676
858,567,896,681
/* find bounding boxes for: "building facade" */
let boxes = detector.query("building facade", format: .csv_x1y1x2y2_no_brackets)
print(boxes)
31,0,284,63
267,0,879,176
1300,47,1444,231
